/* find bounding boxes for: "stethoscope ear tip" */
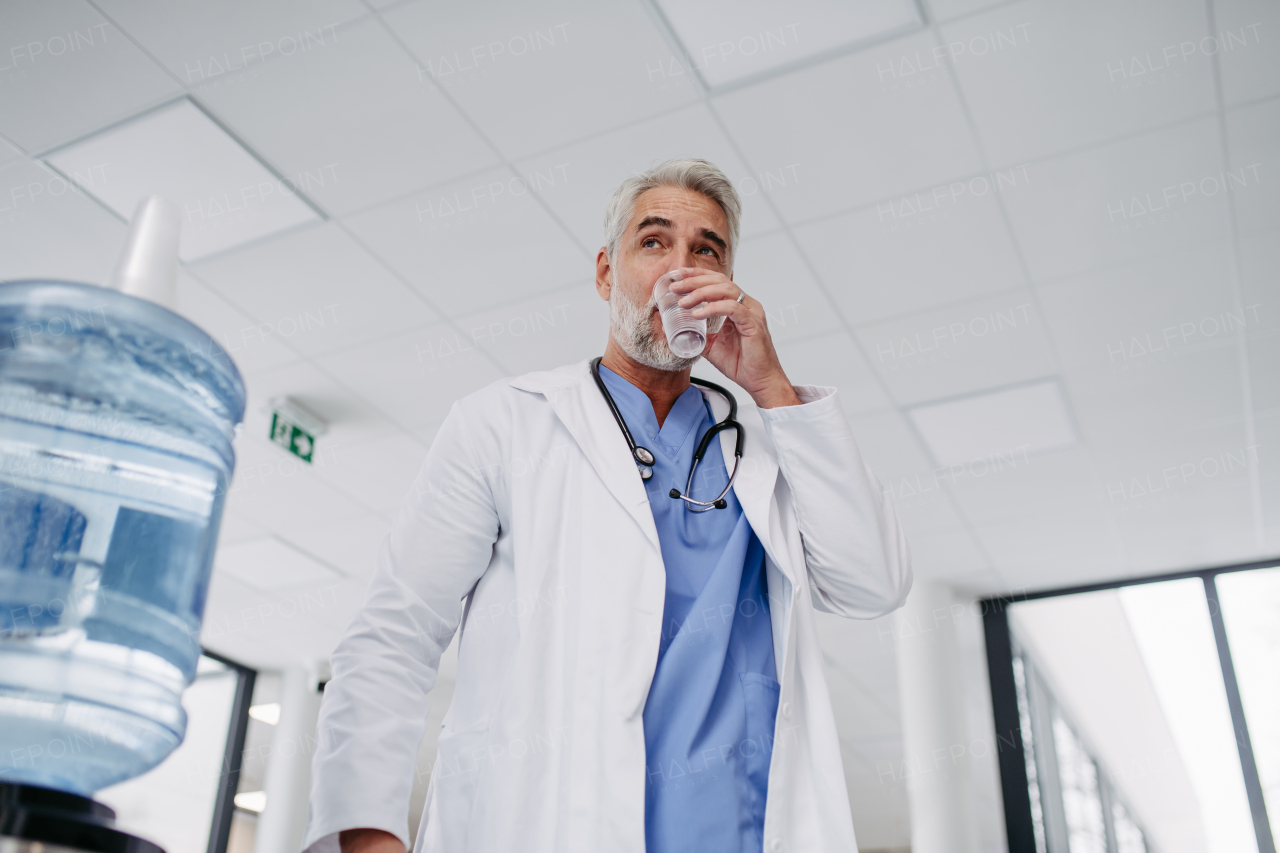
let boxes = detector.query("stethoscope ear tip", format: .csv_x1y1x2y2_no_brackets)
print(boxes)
668,488,681,499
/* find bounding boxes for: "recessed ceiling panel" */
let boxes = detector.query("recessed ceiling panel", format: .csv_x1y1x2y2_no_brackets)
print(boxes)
654,0,921,89
45,99,318,260
909,380,1077,467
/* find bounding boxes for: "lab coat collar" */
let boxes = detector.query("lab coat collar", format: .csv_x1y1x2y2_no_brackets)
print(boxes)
509,360,781,566
510,361,662,553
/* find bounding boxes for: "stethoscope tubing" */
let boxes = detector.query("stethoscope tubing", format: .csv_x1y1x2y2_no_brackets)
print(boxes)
591,356,743,511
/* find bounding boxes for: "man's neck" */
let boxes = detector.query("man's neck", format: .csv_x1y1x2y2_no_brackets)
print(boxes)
600,338,691,428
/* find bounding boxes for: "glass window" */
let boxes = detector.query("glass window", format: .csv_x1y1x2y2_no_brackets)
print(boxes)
97,654,242,853
1008,577,1259,853
1053,717,1106,853
1216,567,1280,848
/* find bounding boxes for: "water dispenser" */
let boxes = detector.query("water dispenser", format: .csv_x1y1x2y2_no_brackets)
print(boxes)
0,198,245,852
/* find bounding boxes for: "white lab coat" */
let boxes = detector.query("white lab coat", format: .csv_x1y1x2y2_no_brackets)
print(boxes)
301,358,911,853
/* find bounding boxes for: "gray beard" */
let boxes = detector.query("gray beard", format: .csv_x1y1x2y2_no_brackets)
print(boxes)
609,288,699,372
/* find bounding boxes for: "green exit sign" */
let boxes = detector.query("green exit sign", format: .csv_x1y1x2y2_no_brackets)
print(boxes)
270,411,316,463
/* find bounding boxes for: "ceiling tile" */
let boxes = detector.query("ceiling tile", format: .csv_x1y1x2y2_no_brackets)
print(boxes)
1225,98,1279,239
1109,478,1261,572
46,99,319,260
772,329,894,416
343,165,588,318
886,479,973,536
1068,345,1246,450
216,510,263,548
1002,115,1231,282
0,0,179,153
451,280,605,375
512,103,782,249
1091,420,1259,525
924,0,1011,23
971,511,1127,588
948,445,1101,526
310,430,428,514
279,514,391,581
1254,410,1280,552
1035,241,1251,443
944,0,1216,166
95,0,368,86
198,17,500,216
191,222,439,356
382,0,699,160
1036,241,1246,374
1214,0,1280,105
217,535,345,592
201,572,344,668
654,0,920,89
731,231,842,345
854,292,1057,406
175,272,301,375
285,576,369,631
714,30,984,223
848,409,934,479
313,320,506,432
0,137,23,167
794,185,1027,325
905,527,992,581
1237,230,1280,415
0,158,126,284
225,432,373,543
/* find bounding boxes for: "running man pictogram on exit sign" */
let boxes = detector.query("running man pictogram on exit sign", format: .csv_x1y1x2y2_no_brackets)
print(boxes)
268,397,328,464
270,412,315,462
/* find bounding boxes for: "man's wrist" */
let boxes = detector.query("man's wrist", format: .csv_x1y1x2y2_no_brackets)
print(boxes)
751,379,803,410
339,828,404,853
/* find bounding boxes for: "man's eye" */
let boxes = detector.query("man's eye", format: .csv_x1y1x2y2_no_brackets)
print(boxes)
697,246,716,256
643,238,659,248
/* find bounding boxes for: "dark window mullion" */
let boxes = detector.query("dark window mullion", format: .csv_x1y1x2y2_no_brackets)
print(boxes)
1202,574,1276,853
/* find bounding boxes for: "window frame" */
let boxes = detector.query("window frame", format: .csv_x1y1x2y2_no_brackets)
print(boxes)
200,649,257,853
981,558,1278,853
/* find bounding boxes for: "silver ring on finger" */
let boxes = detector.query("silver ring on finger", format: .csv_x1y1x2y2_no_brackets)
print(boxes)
735,291,746,304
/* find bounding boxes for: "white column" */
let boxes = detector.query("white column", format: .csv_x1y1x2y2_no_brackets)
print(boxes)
894,582,981,853
254,665,323,853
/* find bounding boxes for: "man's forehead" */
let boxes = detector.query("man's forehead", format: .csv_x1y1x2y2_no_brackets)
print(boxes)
630,187,726,230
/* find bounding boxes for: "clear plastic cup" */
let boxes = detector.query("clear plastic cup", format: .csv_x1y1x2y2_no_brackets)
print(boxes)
653,270,706,358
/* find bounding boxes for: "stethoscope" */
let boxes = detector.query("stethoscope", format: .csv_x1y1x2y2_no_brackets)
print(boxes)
591,356,743,511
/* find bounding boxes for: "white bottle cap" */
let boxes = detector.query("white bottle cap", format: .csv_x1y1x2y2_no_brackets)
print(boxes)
110,195,180,310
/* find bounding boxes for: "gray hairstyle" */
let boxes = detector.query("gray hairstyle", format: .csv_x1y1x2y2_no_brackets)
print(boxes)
603,158,742,269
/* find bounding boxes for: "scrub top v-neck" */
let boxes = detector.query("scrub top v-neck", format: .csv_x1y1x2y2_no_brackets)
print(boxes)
597,365,779,853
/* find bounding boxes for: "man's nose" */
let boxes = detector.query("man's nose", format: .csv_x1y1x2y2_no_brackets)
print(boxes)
672,243,699,268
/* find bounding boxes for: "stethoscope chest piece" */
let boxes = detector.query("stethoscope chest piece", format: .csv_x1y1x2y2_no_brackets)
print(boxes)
591,357,743,511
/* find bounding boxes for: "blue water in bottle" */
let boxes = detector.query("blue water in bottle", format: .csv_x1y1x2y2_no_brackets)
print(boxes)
0,280,245,795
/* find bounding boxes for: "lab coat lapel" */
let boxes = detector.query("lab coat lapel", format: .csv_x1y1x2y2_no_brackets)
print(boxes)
510,362,662,554
699,387,783,575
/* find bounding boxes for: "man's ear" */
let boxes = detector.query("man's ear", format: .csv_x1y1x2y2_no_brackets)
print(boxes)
595,248,612,302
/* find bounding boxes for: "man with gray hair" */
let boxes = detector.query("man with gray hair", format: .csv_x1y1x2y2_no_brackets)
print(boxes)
304,159,911,853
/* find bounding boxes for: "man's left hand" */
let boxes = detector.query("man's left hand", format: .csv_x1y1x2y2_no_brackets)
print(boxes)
670,268,802,409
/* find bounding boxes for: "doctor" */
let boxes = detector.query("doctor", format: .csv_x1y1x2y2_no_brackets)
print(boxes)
303,159,911,853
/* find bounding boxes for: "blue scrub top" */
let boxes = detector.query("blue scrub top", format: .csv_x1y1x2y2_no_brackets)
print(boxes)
598,366,779,853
